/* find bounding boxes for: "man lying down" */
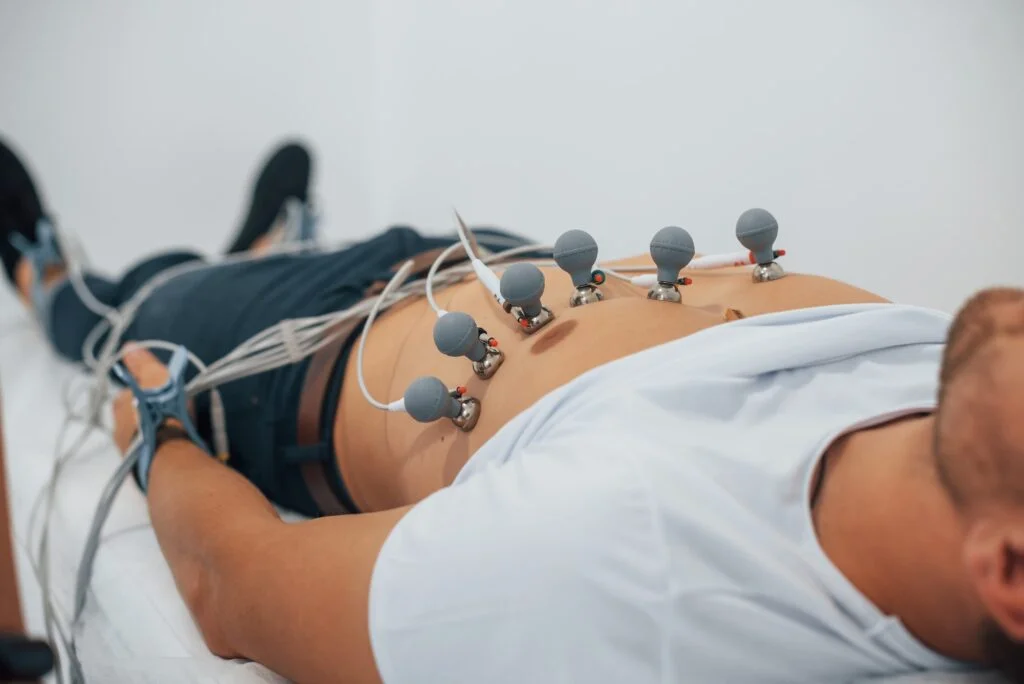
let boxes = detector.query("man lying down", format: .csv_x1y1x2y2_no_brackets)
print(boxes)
2,136,1022,684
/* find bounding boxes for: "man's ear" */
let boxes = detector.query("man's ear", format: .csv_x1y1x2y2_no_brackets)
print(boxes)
965,519,1024,641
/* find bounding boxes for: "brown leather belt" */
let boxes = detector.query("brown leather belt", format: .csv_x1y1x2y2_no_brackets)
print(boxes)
294,246,465,515
295,318,361,515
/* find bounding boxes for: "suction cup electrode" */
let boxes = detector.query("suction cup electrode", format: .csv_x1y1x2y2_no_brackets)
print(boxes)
647,226,695,303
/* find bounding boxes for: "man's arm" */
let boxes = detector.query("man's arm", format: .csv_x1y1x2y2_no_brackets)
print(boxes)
146,441,407,684
114,347,407,684
128,345,665,684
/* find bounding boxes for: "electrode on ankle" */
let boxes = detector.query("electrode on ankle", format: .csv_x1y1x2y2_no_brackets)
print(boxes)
10,219,63,315
280,197,319,245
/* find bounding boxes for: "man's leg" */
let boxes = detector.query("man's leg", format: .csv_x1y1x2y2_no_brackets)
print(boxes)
223,142,312,254
1,136,314,363
16,249,205,363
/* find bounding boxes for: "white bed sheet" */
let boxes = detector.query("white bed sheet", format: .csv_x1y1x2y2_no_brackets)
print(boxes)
0,286,1010,684
0,289,290,684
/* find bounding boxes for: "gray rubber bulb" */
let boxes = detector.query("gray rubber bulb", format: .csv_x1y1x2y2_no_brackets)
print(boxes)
403,376,462,423
433,311,487,362
553,229,599,288
735,208,779,265
500,262,546,318
649,226,695,283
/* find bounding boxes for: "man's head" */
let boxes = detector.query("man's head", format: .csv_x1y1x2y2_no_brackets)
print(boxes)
934,287,1024,678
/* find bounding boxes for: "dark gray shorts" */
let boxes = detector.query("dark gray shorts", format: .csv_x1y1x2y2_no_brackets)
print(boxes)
45,227,534,515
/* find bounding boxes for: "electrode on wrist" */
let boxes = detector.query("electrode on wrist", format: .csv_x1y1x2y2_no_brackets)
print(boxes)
112,345,212,491
153,423,198,452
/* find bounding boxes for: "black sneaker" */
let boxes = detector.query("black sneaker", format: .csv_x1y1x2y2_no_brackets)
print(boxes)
0,137,47,284
225,141,313,254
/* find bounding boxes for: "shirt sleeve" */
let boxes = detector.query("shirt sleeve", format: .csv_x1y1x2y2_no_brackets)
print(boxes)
368,436,667,684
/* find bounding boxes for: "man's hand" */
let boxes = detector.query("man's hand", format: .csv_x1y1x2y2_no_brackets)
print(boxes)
111,345,171,455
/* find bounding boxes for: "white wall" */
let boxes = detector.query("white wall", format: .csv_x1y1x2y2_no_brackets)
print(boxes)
373,0,1024,311
0,0,377,270
1,0,1023,310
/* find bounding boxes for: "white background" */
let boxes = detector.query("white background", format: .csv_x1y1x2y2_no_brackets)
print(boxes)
1,0,1022,311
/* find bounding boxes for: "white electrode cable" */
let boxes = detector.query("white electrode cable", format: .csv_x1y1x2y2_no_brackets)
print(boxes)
31,243,311,683
47,220,122,326
356,260,415,412
190,240,563,395
71,340,214,638
603,248,785,287
453,210,480,264
33,412,91,684
453,210,506,305
425,241,558,317
25,219,326,684
425,241,464,316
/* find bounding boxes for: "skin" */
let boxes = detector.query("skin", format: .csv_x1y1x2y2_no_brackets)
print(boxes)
19,250,1023,683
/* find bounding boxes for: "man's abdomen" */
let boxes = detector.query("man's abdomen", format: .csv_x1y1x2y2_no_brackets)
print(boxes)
337,259,888,512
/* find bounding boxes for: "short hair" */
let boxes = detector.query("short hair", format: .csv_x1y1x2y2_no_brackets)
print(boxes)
934,288,1024,506
940,288,1024,392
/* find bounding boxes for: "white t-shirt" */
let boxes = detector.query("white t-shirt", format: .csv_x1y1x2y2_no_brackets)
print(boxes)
368,303,979,684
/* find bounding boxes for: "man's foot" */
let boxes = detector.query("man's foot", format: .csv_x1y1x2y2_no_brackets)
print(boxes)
0,137,48,285
225,141,313,255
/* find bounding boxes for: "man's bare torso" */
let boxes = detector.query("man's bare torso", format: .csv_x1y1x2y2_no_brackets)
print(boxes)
337,256,888,512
